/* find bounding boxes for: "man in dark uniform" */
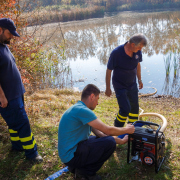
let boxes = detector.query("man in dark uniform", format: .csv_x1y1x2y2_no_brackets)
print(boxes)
105,34,147,127
0,18,43,163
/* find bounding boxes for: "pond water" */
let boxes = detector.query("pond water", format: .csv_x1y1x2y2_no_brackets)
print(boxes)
33,9,180,97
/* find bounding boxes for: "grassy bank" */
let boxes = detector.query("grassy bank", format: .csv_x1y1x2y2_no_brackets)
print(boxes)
23,6,105,26
22,1,180,25
117,2,180,11
0,89,180,180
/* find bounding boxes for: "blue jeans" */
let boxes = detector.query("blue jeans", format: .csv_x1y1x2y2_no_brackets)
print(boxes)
0,96,38,159
65,136,116,176
114,84,139,127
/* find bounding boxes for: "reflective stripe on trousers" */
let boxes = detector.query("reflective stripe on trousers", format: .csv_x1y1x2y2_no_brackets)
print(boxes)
114,84,139,127
0,96,38,158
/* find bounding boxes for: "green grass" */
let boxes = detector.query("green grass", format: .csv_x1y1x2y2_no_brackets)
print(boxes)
0,89,180,179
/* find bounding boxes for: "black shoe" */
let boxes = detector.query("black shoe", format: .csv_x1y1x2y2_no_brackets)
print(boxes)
28,154,43,163
75,169,84,179
85,174,102,180
68,166,75,174
75,169,101,180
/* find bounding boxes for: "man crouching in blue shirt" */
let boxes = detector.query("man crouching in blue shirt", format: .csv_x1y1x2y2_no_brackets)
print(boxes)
58,84,135,180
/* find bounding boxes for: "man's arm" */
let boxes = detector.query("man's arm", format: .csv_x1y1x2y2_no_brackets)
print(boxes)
0,85,8,108
137,62,143,89
105,68,112,97
92,124,129,145
92,127,107,138
88,118,135,136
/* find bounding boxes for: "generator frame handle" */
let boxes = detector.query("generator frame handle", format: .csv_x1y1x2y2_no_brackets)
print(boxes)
128,120,165,173
132,120,161,131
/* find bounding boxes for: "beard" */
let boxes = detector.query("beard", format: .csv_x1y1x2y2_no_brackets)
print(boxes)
3,40,10,44
0,34,11,44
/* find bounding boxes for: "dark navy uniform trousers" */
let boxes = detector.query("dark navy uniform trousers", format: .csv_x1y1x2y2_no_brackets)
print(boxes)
0,96,38,159
65,135,116,176
114,84,139,127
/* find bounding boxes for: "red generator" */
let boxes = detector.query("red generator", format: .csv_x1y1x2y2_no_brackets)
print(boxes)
127,121,166,173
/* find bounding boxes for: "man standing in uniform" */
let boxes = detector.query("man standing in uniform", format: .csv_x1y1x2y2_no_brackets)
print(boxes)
105,34,147,127
0,18,43,163
58,84,135,180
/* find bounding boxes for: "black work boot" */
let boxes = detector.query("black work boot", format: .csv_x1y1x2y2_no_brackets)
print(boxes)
27,154,43,163
68,166,75,174
75,169,102,180
85,174,102,180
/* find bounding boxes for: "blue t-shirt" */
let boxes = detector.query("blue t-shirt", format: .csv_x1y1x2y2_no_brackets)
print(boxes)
107,42,142,90
0,43,25,101
58,101,97,163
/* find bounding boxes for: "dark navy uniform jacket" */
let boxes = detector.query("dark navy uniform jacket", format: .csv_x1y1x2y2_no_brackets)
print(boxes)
0,43,25,101
107,42,142,90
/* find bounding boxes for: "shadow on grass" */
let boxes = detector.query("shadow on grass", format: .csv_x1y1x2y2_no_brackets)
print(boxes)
0,146,35,180
0,121,34,179
0,124,60,180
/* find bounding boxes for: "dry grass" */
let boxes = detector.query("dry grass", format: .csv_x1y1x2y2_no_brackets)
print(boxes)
22,6,105,26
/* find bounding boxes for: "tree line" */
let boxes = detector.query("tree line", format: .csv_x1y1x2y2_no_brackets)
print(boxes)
0,0,62,90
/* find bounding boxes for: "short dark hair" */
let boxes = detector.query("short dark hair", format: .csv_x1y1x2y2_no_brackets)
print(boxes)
129,33,147,46
81,84,100,100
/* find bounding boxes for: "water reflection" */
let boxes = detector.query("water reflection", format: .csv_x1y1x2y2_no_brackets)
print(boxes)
57,10,180,64
33,10,180,96
162,52,180,97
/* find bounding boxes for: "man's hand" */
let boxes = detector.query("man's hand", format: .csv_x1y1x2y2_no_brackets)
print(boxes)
125,124,135,134
105,69,112,97
122,134,129,143
0,85,8,108
114,135,129,145
105,88,112,97
0,96,8,108
138,81,143,89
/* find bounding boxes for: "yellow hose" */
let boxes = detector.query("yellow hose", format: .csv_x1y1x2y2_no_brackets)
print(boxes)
138,87,167,132
138,87,157,98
